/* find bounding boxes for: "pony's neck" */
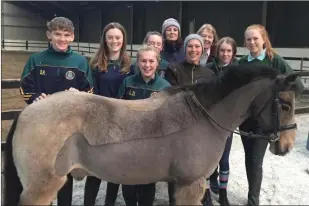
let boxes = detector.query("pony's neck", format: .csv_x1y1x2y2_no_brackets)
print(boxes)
195,78,274,134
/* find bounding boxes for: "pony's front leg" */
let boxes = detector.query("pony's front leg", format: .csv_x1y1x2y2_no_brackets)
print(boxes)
174,176,207,205
19,176,67,206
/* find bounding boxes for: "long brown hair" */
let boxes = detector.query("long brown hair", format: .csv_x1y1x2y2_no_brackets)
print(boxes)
216,37,237,58
244,24,277,60
90,22,131,73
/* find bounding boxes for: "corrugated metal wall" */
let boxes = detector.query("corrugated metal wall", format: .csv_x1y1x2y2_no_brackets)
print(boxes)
1,2,47,40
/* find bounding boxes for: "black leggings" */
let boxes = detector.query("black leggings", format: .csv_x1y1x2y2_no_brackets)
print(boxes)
239,119,269,206
84,176,120,206
122,183,156,206
57,174,73,206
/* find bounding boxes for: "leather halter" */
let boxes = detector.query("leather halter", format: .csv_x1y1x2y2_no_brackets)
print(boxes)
191,91,297,142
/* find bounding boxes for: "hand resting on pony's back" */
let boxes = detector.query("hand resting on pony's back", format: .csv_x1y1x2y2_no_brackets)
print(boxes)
33,87,80,103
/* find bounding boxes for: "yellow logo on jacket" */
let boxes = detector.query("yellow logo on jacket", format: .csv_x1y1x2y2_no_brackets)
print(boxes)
39,69,46,76
129,90,135,96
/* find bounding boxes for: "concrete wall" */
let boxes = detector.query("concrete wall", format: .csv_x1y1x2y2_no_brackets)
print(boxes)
1,2,47,41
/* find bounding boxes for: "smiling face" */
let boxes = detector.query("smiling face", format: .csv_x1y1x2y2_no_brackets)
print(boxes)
138,50,159,80
47,29,74,52
218,42,233,65
165,26,179,41
105,28,124,54
245,28,265,56
200,29,214,50
185,39,203,65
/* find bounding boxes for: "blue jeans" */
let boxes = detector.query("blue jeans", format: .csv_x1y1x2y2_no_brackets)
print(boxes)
209,133,233,184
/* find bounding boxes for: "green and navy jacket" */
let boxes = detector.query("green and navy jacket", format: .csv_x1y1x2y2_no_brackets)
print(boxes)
238,50,304,94
93,60,135,98
117,72,171,100
132,58,170,79
20,44,94,104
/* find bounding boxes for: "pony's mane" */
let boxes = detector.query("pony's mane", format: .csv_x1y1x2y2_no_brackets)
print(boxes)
164,63,280,96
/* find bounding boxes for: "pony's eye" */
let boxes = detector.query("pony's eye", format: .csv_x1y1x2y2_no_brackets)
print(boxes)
281,104,291,112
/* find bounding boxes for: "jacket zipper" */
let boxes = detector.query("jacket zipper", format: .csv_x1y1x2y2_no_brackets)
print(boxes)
56,67,60,82
192,65,196,84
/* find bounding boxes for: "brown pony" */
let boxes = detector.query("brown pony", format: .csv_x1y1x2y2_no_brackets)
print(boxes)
4,64,300,205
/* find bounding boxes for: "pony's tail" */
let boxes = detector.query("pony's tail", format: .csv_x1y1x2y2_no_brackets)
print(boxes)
3,117,23,206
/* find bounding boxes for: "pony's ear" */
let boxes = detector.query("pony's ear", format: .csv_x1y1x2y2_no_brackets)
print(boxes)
283,73,298,86
280,73,298,91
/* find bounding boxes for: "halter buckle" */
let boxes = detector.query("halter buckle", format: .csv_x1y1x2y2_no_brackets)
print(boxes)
269,133,280,142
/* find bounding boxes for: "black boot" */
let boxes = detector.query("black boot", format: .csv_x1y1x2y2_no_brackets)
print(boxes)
219,189,230,206
210,179,219,194
209,167,219,194
202,189,213,206
168,182,176,206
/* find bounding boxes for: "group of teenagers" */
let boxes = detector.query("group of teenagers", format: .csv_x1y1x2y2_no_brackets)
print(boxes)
19,15,304,206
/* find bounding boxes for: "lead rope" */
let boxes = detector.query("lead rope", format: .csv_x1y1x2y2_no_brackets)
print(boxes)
191,95,280,141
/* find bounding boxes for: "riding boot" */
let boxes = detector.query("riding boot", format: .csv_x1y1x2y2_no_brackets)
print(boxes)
104,182,120,206
219,189,230,206
202,189,213,206
168,182,176,206
57,174,73,206
209,167,219,194
84,176,102,206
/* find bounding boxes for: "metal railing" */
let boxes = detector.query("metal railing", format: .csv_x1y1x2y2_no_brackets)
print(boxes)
1,39,138,58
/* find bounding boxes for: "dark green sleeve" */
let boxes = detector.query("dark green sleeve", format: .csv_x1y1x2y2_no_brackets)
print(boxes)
117,78,127,99
162,79,172,89
273,54,304,95
79,57,94,93
165,64,179,86
237,55,248,64
20,56,40,104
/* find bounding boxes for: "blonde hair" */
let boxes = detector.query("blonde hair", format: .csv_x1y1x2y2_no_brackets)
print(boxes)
197,24,219,46
244,24,277,60
90,22,131,73
136,44,161,63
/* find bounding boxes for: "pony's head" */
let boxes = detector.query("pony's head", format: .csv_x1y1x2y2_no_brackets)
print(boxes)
251,73,300,156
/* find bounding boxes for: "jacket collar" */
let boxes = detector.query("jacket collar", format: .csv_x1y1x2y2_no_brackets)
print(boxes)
137,72,158,85
248,49,266,62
